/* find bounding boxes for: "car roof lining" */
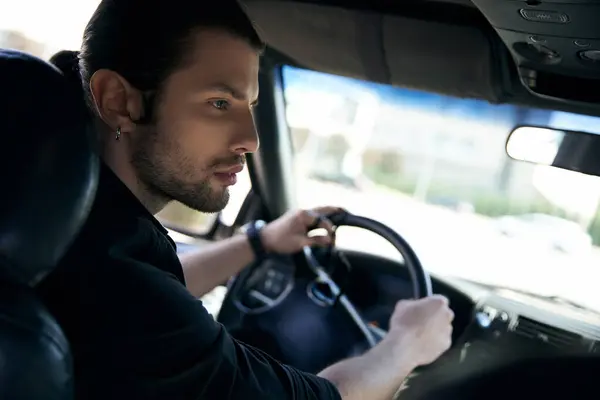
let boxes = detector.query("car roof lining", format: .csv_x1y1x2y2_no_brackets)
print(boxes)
242,0,600,117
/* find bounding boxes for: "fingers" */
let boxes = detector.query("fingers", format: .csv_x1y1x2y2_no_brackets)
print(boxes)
428,294,449,307
302,209,336,236
299,206,342,228
304,234,333,247
311,206,343,216
428,295,454,322
394,295,454,321
300,209,337,248
394,294,448,309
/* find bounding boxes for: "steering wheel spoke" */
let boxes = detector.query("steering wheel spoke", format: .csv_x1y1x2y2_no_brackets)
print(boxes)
304,245,386,348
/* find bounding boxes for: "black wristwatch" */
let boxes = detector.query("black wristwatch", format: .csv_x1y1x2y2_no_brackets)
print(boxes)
244,220,268,262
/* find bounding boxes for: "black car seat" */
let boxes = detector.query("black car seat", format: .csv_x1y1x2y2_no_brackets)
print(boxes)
0,49,98,400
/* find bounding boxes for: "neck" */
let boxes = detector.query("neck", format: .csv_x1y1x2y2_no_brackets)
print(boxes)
100,145,168,216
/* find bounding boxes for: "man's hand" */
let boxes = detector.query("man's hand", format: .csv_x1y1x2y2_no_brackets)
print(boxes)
180,206,341,298
318,295,454,400
386,295,454,367
260,207,341,254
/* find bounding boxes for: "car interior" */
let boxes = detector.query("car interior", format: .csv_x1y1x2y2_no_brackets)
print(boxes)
3,0,600,399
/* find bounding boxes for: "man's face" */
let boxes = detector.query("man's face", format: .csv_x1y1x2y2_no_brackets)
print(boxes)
131,29,260,213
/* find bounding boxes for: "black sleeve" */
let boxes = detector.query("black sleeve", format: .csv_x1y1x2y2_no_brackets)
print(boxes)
80,249,341,400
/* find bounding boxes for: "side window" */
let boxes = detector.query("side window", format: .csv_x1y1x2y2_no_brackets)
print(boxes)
155,202,217,235
0,30,47,56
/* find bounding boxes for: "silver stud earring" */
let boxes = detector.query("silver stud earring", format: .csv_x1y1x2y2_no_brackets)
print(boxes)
115,126,121,141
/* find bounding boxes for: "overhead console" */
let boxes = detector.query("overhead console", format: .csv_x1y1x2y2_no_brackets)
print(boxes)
472,0,600,103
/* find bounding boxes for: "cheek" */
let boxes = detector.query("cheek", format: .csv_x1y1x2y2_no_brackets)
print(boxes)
158,104,244,163
171,122,234,174
186,115,241,152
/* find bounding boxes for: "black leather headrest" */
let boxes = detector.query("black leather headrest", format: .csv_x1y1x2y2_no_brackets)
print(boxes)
0,50,99,287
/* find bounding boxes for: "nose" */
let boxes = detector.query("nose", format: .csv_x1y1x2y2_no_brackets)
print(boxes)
230,109,259,154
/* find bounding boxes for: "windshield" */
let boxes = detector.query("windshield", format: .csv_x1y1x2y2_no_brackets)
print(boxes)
282,65,600,313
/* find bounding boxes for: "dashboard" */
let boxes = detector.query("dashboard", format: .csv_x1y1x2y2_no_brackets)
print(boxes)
177,240,600,397
402,281,600,397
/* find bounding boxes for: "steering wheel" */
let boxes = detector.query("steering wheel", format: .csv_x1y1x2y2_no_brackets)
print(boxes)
326,210,432,298
224,210,432,349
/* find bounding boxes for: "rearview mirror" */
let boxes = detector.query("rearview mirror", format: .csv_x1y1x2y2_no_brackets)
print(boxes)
506,126,600,177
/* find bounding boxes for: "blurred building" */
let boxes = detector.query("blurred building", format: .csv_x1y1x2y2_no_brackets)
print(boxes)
0,30,47,57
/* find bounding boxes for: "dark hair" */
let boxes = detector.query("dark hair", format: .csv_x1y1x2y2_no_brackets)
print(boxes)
49,50,81,83
50,0,264,123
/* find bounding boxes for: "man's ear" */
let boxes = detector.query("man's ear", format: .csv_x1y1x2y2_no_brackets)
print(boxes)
89,69,145,133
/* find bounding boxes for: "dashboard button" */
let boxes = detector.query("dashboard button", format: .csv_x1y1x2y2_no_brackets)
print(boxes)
529,35,546,44
574,39,591,48
258,269,287,297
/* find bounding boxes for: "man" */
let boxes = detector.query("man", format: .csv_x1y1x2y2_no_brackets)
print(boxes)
38,1,454,399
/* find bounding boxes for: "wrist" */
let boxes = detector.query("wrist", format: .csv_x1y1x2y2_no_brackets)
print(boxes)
259,222,277,253
244,220,269,261
370,331,419,373
319,337,416,400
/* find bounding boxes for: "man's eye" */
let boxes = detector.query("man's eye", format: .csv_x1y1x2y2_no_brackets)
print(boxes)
210,100,230,110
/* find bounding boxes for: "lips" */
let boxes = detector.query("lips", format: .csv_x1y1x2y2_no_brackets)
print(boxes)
216,164,244,175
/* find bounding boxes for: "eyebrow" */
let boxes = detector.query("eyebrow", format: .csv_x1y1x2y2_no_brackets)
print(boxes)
206,83,259,106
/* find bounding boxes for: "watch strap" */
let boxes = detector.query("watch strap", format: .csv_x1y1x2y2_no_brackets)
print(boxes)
246,220,267,262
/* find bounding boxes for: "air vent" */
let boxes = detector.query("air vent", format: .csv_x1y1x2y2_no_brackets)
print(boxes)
513,316,581,349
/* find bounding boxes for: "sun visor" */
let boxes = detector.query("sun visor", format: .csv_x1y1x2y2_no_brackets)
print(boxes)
382,16,499,100
243,1,503,101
